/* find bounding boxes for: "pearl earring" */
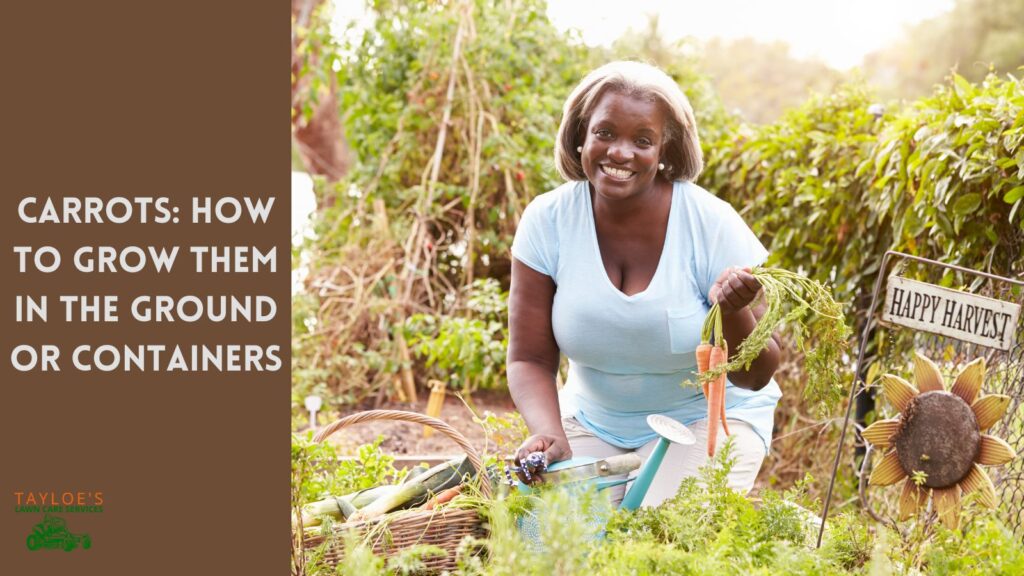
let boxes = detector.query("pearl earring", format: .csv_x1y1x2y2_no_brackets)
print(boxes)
576,146,583,154
658,162,665,171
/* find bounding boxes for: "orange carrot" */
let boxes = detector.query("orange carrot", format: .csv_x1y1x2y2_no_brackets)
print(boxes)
696,342,713,399
696,342,713,373
707,344,728,457
423,485,462,510
719,386,731,437
718,340,731,438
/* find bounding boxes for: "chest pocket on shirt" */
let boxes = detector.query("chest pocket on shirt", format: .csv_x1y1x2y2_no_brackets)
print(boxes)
666,307,704,354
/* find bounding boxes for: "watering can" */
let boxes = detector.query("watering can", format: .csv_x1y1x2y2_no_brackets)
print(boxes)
513,414,696,510
511,415,696,546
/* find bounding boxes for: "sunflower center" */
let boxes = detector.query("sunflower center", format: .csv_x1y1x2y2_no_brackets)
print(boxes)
895,390,980,489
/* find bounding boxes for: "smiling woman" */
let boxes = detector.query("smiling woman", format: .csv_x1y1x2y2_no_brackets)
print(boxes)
506,61,782,506
581,93,666,202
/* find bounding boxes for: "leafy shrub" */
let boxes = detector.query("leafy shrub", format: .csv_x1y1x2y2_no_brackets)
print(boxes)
873,73,1024,279
701,81,890,314
820,512,874,570
598,442,826,573
295,0,592,406
291,430,1024,576
924,517,1024,575
703,72,1024,308
405,279,509,392
291,432,346,504
333,436,409,494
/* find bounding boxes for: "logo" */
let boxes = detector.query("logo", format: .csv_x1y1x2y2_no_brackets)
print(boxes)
25,514,91,552
14,491,103,552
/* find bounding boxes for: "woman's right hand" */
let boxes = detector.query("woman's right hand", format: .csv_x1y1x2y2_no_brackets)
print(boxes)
513,433,572,484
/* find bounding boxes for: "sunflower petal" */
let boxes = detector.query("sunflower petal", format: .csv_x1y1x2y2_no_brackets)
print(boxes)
913,353,945,392
959,464,997,508
881,374,919,414
862,418,901,450
972,395,1012,431
951,357,985,404
933,486,961,530
869,450,908,486
978,435,1016,466
898,479,929,520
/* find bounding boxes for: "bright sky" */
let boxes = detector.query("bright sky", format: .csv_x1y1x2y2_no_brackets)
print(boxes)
333,0,955,70
547,0,955,69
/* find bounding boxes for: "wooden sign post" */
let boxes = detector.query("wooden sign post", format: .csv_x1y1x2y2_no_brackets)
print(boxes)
881,276,1020,351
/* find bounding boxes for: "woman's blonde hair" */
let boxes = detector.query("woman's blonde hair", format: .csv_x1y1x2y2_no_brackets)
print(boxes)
554,61,703,182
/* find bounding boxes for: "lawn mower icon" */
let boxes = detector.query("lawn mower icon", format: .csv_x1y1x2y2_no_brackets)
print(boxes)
25,514,91,552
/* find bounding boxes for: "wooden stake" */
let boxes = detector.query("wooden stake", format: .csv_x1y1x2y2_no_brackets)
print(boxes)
396,332,418,404
373,198,390,239
423,380,447,438
392,375,407,404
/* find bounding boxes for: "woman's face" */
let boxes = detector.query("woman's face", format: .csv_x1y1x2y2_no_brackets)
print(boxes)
581,91,668,202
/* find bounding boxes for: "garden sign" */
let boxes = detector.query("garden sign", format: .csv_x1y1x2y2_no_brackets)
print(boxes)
881,276,1020,351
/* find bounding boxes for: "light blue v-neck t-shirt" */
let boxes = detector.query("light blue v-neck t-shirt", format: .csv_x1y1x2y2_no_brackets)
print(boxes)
511,179,782,450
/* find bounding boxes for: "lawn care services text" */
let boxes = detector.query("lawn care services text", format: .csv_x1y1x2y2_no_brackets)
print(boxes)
10,196,283,373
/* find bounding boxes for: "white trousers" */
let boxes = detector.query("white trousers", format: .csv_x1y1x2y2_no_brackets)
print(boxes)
562,415,767,507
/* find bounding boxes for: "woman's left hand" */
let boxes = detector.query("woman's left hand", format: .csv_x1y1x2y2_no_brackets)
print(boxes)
709,266,762,314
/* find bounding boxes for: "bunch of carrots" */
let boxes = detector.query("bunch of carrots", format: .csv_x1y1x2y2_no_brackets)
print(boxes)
694,266,850,457
696,303,729,457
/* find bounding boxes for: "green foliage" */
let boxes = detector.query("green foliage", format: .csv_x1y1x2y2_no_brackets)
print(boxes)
820,512,875,571
334,0,589,244
333,436,408,494
291,432,350,576
386,544,449,575
923,518,1024,575
700,267,853,414
292,1,340,124
873,72,1024,276
702,72,1024,385
290,434,405,521
291,431,1024,576
598,442,824,574
295,0,592,406
292,432,346,504
701,81,886,312
472,408,528,457
404,279,509,392
467,480,611,576
337,530,387,575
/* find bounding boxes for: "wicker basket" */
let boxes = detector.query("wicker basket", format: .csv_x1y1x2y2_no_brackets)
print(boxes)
300,410,491,573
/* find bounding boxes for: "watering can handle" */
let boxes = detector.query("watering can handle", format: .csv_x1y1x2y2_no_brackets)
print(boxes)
596,453,644,476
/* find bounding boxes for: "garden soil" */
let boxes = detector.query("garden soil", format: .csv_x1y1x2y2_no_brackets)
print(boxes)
323,389,518,459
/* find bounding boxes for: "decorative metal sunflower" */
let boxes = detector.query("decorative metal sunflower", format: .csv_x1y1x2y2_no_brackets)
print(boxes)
863,352,1017,529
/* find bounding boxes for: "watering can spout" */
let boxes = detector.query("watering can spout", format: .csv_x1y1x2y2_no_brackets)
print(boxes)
619,415,696,510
